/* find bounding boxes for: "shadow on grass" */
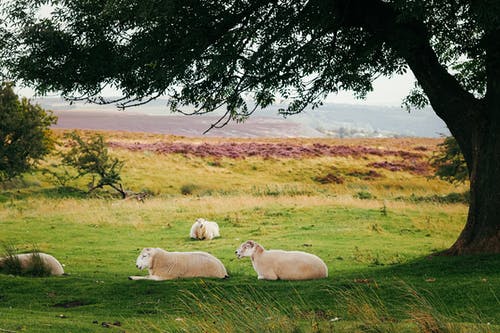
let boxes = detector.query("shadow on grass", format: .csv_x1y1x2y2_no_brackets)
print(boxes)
369,252,500,278
0,254,498,332
0,186,116,201
334,253,500,321
118,254,500,322
39,187,89,199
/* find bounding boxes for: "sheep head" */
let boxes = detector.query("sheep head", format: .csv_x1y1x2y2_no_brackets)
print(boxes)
136,248,155,270
235,240,258,259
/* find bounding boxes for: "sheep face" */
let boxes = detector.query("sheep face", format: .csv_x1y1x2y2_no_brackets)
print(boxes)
197,221,205,231
235,240,256,259
136,248,154,270
194,219,206,239
195,218,208,231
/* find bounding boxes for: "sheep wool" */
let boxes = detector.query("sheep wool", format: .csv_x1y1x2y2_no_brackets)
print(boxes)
0,253,64,276
236,240,328,280
129,247,228,280
189,218,220,240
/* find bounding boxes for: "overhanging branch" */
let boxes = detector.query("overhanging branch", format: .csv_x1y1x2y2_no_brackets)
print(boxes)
329,0,481,166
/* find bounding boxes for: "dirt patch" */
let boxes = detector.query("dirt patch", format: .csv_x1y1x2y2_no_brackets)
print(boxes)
53,300,86,308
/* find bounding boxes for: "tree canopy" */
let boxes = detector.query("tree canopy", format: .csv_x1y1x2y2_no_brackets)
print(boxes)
1,0,499,254
0,1,487,116
0,82,57,181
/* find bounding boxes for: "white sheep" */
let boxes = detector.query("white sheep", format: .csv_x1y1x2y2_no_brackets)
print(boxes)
0,252,64,276
189,218,220,240
235,240,328,280
128,247,228,280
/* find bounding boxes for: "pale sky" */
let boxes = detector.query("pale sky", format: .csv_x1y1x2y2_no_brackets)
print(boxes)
326,73,416,106
15,4,418,107
16,72,416,107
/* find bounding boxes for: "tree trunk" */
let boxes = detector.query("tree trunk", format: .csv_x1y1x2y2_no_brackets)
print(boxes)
447,27,500,254
331,0,500,254
446,119,500,254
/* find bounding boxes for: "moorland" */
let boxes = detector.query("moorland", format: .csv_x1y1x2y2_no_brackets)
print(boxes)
0,130,498,332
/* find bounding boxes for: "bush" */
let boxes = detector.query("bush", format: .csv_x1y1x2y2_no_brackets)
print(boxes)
42,163,79,187
61,131,126,198
355,191,374,200
430,136,468,183
0,82,57,181
180,183,200,195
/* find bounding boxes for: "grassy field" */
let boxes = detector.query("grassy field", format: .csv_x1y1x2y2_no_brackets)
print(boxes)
0,130,498,333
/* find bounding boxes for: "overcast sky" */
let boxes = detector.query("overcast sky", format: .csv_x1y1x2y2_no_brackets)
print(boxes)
16,72,416,107
326,73,416,106
14,4,419,107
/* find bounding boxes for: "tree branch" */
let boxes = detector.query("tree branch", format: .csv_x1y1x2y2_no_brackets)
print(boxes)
329,0,481,166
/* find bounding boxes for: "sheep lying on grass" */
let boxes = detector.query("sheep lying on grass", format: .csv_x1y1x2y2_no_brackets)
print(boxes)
129,247,228,280
0,252,64,276
235,240,328,280
190,218,220,240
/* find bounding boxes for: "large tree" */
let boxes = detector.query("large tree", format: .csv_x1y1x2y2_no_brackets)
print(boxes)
0,0,499,254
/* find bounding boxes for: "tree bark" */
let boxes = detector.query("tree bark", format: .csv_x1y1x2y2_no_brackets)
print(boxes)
332,0,500,254
447,27,500,254
446,117,500,254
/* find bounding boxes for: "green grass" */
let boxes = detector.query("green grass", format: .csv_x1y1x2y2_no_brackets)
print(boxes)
0,134,498,332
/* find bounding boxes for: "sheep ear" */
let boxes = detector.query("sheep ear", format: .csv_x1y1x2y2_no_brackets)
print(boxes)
247,240,255,247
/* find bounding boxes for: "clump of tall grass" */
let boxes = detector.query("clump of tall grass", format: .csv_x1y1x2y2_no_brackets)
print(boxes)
125,284,312,332
355,190,375,200
403,285,495,333
0,243,22,275
132,281,496,333
180,183,201,195
251,184,315,197
0,243,52,277
177,284,303,333
396,192,470,204
332,282,495,333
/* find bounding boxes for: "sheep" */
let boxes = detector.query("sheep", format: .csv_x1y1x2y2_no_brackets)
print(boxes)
235,240,328,280
128,247,228,280
189,218,220,240
0,252,64,276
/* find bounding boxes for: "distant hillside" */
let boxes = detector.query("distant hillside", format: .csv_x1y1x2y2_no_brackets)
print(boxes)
35,97,449,138
255,102,449,138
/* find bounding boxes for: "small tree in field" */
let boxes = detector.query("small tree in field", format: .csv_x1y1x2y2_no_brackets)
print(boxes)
0,82,57,181
430,137,468,184
61,131,126,198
